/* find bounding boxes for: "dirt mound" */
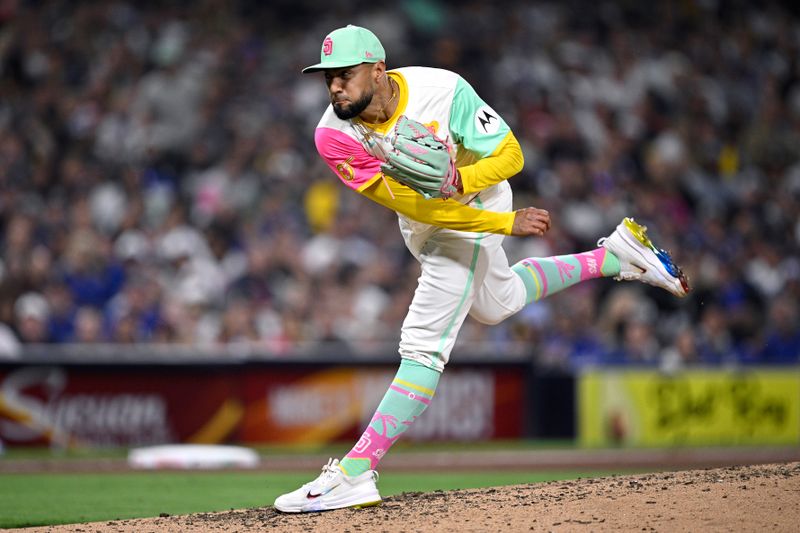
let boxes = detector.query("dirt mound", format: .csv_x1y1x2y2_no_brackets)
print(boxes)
21,462,800,532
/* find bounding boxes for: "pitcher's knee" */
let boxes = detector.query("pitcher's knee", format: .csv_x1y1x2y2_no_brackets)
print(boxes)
468,308,513,326
398,347,447,372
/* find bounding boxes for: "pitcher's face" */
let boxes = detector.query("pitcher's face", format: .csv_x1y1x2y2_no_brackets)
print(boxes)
324,63,377,120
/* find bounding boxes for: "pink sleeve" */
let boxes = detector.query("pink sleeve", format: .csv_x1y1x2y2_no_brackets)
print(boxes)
315,127,382,191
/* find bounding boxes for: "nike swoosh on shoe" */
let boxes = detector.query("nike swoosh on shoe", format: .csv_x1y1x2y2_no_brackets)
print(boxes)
307,484,340,499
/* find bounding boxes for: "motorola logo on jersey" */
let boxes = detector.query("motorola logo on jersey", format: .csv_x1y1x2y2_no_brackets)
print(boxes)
474,105,500,135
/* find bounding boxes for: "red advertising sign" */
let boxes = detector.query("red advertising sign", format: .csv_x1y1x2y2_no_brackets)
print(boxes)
0,365,239,447
0,363,526,447
240,366,525,444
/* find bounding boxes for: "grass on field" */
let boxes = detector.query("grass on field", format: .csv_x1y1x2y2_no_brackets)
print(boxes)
0,469,622,528
0,439,577,461
0,441,628,528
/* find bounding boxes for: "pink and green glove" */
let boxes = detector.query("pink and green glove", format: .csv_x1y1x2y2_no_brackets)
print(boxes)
380,116,460,199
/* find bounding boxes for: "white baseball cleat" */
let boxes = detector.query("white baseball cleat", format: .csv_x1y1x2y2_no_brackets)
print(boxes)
273,458,382,513
598,217,690,297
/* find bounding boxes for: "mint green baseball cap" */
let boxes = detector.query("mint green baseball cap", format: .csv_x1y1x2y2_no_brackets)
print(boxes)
302,25,385,73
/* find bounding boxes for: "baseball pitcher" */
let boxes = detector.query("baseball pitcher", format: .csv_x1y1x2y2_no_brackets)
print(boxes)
274,25,690,513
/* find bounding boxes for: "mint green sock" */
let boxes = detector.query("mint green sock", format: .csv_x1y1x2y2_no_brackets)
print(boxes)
511,248,620,304
339,359,440,476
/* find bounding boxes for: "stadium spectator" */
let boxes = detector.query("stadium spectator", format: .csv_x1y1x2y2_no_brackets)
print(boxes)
754,295,800,364
14,292,50,343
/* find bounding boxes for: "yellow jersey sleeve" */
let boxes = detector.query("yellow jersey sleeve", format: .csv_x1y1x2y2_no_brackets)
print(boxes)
457,132,524,195
358,175,515,235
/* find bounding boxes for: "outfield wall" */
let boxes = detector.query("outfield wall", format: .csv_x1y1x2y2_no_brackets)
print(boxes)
1,350,797,449
0,356,530,448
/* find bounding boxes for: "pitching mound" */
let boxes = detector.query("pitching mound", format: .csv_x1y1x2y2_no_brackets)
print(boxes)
23,462,800,532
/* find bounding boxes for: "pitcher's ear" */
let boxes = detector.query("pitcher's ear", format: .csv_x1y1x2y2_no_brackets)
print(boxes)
373,61,387,83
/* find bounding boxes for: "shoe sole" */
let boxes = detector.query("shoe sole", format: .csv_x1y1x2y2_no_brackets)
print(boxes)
351,500,382,509
620,218,691,296
275,499,382,513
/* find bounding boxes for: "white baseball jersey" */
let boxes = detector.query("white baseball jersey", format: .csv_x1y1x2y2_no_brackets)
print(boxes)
314,66,526,370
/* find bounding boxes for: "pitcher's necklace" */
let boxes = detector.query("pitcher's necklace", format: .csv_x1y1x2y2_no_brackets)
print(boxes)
379,77,397,120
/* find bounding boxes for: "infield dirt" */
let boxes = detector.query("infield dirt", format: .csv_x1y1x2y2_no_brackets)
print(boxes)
16,462,800,532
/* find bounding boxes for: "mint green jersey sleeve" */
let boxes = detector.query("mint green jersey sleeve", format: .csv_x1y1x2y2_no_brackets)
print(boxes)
448,76,510,157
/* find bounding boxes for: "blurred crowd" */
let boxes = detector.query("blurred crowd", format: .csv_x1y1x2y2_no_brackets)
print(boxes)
0,0,798,369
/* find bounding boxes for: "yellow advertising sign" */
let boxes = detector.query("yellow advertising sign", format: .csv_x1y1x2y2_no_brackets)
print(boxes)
579,368,800,447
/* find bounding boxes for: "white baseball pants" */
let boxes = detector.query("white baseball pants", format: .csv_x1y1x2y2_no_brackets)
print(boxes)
397,181,527,372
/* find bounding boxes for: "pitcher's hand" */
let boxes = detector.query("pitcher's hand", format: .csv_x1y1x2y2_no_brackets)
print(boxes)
511,207,551,236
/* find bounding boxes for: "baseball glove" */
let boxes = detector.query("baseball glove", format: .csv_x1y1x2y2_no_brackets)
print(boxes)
380,116,459,199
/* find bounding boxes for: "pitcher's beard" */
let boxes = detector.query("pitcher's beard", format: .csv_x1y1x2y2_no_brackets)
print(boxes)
333,91,374,120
